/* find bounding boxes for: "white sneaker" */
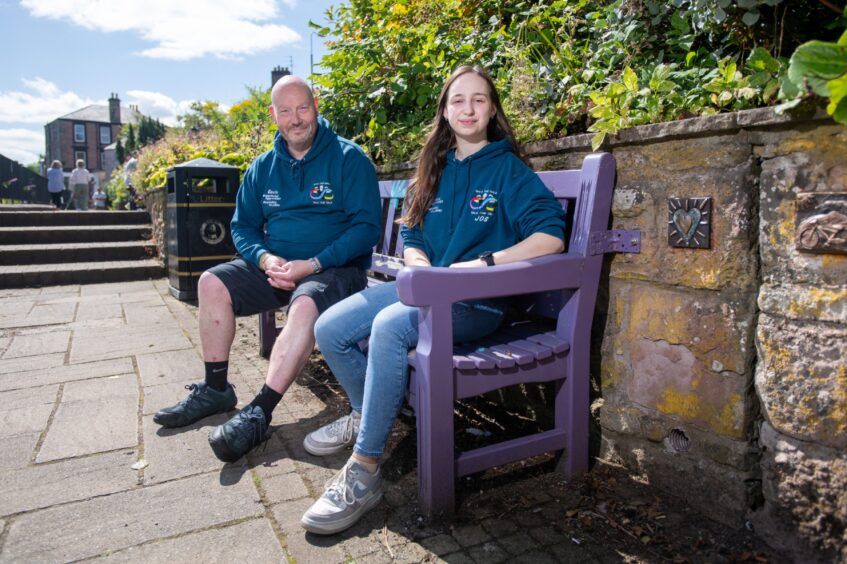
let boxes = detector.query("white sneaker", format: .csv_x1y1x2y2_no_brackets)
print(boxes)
301,458,383,535
303,411,361,456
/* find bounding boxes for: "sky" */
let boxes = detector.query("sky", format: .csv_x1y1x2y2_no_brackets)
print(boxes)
0,0,339,165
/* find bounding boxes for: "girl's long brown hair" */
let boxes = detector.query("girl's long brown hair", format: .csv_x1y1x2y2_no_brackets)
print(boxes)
399,65,523,228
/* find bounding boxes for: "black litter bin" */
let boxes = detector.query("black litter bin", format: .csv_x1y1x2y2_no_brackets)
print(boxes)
166,157,240,301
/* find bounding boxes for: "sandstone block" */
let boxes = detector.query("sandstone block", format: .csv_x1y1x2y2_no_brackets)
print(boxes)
755,314,847,449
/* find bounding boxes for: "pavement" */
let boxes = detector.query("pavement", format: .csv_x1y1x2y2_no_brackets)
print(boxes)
0,279,777,563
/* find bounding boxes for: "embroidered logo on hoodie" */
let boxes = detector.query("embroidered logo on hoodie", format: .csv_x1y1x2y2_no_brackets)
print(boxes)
262,189,281,208
469,190,498,222
310,182,335,205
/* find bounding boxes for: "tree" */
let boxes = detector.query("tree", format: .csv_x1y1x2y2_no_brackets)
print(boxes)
115,137,126,164
125,123,137,153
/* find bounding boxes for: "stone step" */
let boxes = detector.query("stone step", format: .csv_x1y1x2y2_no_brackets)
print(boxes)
0,225,152,245
0,210,151,227
0,259,165,288
0,241,159,265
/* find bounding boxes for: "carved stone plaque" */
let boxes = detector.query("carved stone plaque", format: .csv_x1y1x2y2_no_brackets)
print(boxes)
668,197,712,248
795,192,847,254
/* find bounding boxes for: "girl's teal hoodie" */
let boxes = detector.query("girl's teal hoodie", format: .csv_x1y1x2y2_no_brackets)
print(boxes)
231,117,381,270
400,139,565,266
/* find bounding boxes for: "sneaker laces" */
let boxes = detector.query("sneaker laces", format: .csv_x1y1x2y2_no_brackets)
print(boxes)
324,461,359,508
233,407,269,448
327,414,357,443
178,383,201,407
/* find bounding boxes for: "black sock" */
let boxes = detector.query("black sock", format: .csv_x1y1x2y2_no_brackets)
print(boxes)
249,384,282,420
204,361,229,391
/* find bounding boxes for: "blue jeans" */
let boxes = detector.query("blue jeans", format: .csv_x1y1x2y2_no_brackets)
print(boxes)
314,281,505,459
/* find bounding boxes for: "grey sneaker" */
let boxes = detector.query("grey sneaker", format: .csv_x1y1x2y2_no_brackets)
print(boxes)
301,459,383,535
153,382,236,428
303,411,361,456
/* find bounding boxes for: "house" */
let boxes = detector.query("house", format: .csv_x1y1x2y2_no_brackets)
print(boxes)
44,94,140,183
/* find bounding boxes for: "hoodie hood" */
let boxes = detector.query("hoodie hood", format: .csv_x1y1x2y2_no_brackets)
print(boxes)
445,137,513,166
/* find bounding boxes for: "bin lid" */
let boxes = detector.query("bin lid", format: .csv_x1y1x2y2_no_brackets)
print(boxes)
167,157,240,171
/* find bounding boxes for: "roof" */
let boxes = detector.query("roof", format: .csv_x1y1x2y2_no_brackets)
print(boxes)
55,105,140,124
167,157,240,171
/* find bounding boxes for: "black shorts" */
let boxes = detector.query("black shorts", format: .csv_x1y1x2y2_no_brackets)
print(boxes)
207,258,367,317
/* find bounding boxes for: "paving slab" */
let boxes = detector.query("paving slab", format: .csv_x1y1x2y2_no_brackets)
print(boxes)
0,432,40,470
70,324,192,364
88,517,286,563
0,299,33,316
76,302,124,321
0,403,52,439
123,303,176,326
0,302,76,329
260,469,310,505
1,471,263,562
0,352,64,377
80,281,161,297
142,413,238,485
37,375,138,462
136,349,202,387
0,449,137,516
0,357,134,391
0,383,58,411
2,330,70,359
271,497,347,564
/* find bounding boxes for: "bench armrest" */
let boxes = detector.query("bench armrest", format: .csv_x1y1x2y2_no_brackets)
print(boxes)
396,253,586,307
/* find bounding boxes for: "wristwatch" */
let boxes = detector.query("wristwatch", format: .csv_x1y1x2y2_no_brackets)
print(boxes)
478,251,495,267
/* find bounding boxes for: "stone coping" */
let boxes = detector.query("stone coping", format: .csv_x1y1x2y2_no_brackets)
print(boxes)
378,105,833,175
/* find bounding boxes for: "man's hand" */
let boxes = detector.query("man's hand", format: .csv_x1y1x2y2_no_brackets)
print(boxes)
266,259,313,290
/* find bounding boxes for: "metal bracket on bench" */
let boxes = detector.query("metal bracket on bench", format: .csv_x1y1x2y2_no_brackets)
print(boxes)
589,230,641,255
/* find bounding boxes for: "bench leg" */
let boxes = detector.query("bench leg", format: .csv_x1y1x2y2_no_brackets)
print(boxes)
415,362,456,518
258,310,278,359
556,340,589,476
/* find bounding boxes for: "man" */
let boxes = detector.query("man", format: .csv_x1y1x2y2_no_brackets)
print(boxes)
69,159,92,210
153,75,382,463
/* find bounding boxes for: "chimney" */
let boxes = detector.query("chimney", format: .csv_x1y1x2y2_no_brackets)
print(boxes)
109,93,121,124
271,66,291,89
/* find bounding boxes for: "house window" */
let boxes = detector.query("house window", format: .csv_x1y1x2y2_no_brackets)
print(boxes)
99,126,111,145
100,151,106,169
73,124,85,143
74,151,86,166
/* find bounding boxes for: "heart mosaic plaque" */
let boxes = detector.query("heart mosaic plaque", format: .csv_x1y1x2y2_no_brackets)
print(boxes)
668,197,711,248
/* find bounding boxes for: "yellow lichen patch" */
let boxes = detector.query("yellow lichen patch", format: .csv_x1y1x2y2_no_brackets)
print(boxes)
786,287,847,319
832,365,847,436
657,388,701,420
656,387,744,437
778,138,817,153
822,254,847,269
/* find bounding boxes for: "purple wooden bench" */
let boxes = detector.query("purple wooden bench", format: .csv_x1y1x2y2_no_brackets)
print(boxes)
259,152,640,517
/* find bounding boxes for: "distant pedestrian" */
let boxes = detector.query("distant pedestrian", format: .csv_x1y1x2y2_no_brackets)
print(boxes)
47,160,64,209
69,159,91,210
93,186,107,210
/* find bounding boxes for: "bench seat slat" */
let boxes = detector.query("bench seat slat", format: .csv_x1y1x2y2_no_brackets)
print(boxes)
506,338,554,360
479,341,535,365
527,333,570,354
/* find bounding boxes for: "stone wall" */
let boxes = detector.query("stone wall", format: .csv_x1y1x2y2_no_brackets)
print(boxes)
381,107,845,561
142,185,167,266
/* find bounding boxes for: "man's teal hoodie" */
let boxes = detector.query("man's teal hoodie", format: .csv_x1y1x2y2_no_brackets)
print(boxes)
400,139,565,266
231,117,381,270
